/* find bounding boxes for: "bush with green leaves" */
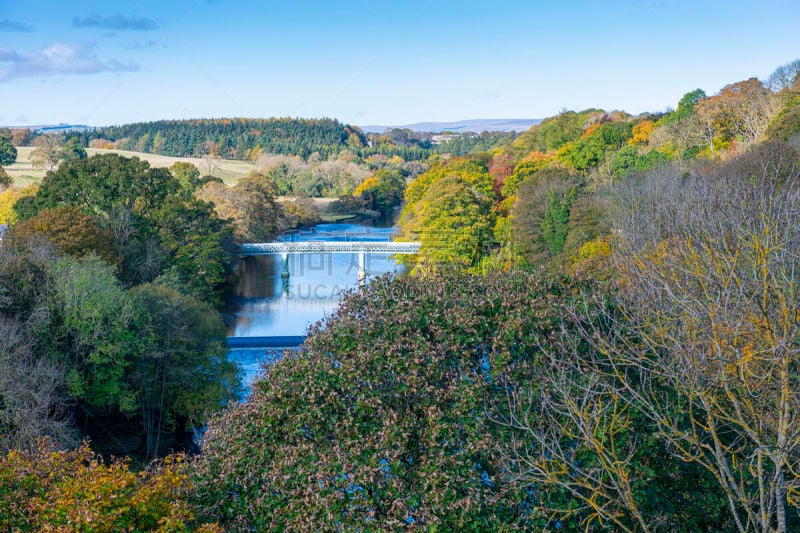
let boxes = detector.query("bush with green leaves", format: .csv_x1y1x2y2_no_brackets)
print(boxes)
190,271,562,530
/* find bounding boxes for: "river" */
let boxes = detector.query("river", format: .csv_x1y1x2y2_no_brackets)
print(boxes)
227,223,402,389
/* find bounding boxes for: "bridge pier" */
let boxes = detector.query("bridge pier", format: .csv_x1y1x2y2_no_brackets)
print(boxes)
238,241,420,287
280,252,289,279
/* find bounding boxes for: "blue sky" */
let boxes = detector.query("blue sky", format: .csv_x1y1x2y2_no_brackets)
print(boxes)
0,0,798,127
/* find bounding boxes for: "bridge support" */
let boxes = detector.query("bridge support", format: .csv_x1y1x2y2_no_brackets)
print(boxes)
358,251,366,284
280,252,289,279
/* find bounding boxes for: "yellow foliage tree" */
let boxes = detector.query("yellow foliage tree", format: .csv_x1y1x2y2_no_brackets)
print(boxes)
0,440,221,532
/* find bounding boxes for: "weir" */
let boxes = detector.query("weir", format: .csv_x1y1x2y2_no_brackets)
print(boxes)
226,336,305,348
239,241,421,283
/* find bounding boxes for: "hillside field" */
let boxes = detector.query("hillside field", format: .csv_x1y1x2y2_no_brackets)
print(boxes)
5,147,256,186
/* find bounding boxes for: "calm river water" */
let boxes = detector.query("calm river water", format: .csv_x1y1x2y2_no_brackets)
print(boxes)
227,223,402,388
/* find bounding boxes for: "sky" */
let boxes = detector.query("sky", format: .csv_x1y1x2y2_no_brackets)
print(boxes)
0,0,798,127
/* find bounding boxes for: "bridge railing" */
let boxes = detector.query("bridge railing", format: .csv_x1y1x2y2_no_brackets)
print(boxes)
239,241,421,255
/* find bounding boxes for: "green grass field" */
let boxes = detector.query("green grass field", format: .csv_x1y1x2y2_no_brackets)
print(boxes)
5,147,256,187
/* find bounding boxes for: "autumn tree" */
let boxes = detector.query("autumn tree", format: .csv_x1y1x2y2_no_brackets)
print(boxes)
10,206,120,265
0,441,221,531
399,158,496,269
0,167,11,191
30,134,62,170
353,169,406,214
282,194,320,228
567,142,800,532
693,79,781,150
195,171,286,242
10,128,31,147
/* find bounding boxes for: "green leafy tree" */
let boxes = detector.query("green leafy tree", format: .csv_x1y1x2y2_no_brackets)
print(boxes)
609,145,669,181
131,284,238,459
17,154,178,221
511,168,581,266
60,137,87,161
35,256,140,415
190,271,561,530
0,136,16,166
150,197,235,304
14,154,234,303
354,169,406,214
399,159,496,269
541,185,577,255
170,162,203,194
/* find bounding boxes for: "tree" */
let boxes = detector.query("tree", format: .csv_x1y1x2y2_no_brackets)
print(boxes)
10,128,31,147
190,271,560,530
146,197,234,304
10,206,120,265
29,135,62,171
497,289,730,531
608,144,669,181
398,158,497,269
18,154,178,220
717,78,782,143
501,151,554,196
131,284,238,459
60,137,87,162
766,92,800,143
15,154,235,303
511,168,581,266
768,58,800,92
353,169,406,214
0,167,11,191
196,176,285,243
693,79,781,149
0,316,75,452
35,256,140,415
0,136,16,166
584,143,800,532
196,141,221,177
170,162,203,194
282,194,320,228
401,171,495,270
233,171,285,240
0,441,221,531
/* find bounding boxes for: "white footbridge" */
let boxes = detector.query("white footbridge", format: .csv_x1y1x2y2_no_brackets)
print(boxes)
239,241,420,281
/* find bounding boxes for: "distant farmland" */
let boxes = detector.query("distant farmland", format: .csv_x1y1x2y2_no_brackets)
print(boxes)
6,147,255,186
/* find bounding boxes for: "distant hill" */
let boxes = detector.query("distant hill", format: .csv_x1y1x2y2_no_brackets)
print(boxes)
360,119,542,134
0,123,94,133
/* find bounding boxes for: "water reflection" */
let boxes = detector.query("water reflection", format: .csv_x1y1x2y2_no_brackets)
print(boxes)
230,223,402,338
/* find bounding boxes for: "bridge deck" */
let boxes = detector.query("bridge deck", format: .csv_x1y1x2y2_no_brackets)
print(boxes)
239,241,420,255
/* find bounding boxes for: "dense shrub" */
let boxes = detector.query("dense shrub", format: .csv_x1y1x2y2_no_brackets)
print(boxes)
190,271,562,530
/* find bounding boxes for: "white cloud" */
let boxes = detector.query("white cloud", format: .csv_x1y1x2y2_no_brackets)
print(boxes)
0,43,138,82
